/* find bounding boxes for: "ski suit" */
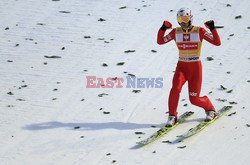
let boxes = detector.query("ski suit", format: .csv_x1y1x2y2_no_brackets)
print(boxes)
157,25,221,117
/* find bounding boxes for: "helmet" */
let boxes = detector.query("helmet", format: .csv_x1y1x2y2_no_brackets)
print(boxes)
177,7,193,25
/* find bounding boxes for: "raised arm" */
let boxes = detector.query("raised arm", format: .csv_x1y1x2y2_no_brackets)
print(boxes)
157,20,175,45
200,20,221,46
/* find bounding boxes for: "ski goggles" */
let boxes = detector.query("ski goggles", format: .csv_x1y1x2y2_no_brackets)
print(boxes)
177,16,190,24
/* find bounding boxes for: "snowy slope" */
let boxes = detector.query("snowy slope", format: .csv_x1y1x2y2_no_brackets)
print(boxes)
0,0,250,164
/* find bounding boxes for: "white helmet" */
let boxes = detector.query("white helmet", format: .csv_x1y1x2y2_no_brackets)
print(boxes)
177,7,193,25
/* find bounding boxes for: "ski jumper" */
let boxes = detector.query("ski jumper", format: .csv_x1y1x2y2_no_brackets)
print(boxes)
157,26,221,117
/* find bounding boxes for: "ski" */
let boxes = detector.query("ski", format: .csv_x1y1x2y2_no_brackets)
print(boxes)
137,111,194,145
176,106,232,141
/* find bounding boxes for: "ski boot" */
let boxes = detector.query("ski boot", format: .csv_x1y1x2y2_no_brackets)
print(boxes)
205,110,217,122
166,115,177,127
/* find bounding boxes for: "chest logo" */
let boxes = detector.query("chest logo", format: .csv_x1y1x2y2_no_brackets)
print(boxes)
183,34,190,41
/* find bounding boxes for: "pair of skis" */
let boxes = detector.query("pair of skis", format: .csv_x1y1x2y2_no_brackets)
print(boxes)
137,106,232,146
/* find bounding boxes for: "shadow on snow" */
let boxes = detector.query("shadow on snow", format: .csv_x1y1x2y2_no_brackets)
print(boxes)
22,121,161,131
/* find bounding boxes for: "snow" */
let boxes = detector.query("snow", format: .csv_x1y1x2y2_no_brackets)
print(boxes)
0,0,250,164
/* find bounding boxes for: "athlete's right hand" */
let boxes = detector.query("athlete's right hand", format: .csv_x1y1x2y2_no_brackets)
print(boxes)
160,20,172,30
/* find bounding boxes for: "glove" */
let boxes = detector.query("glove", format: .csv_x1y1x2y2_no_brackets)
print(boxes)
204,20,215,31
160,20,172,31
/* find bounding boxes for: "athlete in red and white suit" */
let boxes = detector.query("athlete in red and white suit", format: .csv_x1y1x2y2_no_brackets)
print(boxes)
157,19,221,118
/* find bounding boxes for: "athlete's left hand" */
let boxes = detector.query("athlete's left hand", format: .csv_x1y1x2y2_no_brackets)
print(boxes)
205,20,215,31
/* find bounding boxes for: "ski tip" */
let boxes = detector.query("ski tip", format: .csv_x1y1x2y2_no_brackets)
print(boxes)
216,106,233,115
136,141,146,145
176,135,186,139
131,143,144,149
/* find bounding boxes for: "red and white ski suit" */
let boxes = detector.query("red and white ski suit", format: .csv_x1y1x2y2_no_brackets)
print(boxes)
157,26,221,117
